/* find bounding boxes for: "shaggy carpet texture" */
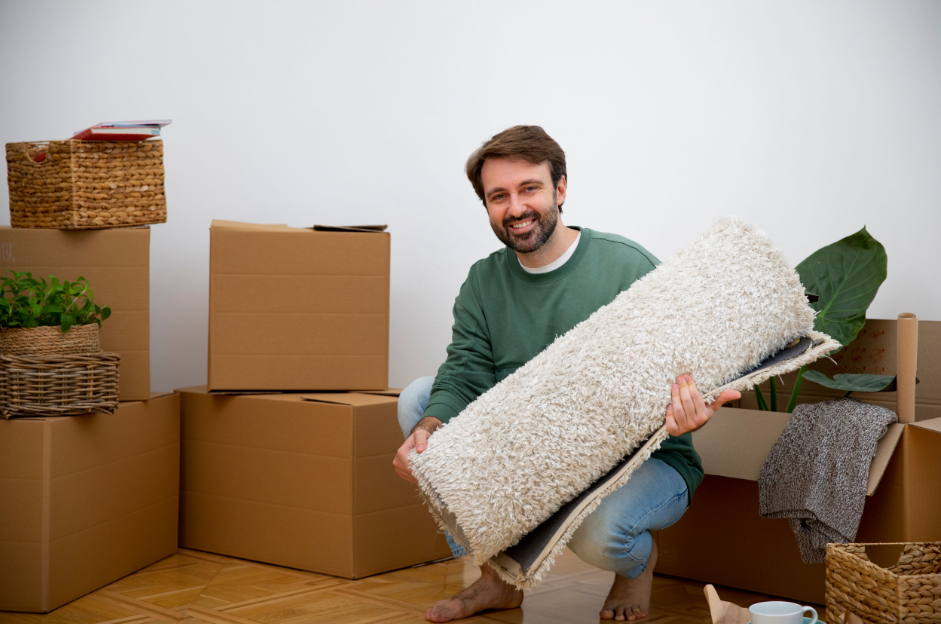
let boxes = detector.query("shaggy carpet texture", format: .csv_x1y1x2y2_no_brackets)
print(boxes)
409,217,841,588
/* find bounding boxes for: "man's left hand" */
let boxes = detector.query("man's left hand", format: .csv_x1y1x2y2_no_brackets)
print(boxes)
665,374,741,436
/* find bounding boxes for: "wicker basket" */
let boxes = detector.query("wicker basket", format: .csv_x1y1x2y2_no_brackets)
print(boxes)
5,139,167,229
0,324,119,418
0,353,119,418
0,324,100,356
826,542,941,624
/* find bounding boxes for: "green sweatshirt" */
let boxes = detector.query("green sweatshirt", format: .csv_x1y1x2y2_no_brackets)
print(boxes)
423,227,704,502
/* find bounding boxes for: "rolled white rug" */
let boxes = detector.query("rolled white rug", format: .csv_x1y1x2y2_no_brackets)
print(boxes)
409,217,840,587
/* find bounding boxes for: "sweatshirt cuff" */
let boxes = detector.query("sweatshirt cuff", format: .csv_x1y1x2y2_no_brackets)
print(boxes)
422,399,465,424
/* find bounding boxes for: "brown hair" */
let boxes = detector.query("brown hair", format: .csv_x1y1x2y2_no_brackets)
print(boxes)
465,125,567,211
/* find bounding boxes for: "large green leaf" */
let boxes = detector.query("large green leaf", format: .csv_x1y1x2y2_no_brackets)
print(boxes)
795,226,887,349
803,371,895,393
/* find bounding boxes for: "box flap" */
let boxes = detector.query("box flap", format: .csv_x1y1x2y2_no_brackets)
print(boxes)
301,393,397,407
359,388,402,397
911,417,941,433
207,389,282,396
211,220,389,234
210,219,289,230
866,424,904,495
313,225,388,233
696,407,903,496
176,386,396,407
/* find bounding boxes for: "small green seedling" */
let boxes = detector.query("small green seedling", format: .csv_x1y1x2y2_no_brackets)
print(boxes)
0,270,111,333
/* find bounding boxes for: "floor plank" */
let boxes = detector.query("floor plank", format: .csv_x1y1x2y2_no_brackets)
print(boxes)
0,549,824,624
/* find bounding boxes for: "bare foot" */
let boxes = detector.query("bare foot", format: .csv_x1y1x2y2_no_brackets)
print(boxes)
425,563,523,622
600,539,657,621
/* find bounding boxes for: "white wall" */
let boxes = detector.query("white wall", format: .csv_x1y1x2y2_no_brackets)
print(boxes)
1,1,939,392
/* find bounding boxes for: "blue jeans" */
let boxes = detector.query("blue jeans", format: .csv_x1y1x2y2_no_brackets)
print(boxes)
398,377,689,578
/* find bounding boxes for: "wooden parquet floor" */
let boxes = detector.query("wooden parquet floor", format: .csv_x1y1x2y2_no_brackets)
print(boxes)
0,548,823,624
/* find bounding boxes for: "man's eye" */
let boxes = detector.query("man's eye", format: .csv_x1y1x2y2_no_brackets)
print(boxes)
525,186,537,193
492,194,506,201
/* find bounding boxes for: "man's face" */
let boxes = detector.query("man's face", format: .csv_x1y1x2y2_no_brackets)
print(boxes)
480,157,566,254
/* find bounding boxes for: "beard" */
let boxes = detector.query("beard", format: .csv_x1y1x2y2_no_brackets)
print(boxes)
490,198,560,254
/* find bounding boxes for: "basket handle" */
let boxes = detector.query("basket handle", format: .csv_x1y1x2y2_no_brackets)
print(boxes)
861,543,907,569
22,142,50,165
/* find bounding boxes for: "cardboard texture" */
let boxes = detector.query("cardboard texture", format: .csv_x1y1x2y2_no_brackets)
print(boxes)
0,226,151,400
740,318,940,422
0,394,180,613
658,317,941,605
177,386,452,579
207,220,390,392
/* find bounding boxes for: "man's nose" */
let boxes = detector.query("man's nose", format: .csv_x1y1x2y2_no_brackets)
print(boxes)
507,194,527,217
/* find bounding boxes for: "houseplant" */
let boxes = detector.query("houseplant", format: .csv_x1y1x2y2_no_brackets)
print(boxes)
753,227,889,412
0,270,111,357
0,270,118,417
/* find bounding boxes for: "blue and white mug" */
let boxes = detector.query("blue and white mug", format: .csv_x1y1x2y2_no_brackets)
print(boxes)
749,601,818,624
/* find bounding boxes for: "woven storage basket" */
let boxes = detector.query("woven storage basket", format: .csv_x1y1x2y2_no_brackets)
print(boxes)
826,542,941,624
0,324,100,356
0,324,119,418
5,139,166,229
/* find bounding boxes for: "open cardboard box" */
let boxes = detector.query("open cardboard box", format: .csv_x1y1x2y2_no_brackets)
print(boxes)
177,386,451,579
657,316,941,605
0,227,151,400
0,393,180,613
207,220,390,392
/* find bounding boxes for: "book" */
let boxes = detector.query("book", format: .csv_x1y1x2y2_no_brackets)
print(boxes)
96,120,172,128
71,120,171,141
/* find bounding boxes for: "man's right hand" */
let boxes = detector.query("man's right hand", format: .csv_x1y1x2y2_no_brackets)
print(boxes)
393,416,442,484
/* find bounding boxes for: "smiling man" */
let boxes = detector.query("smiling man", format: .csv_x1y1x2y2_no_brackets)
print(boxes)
393,125,739,622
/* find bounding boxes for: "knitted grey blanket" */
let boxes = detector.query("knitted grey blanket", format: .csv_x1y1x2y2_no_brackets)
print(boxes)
758,398,897,564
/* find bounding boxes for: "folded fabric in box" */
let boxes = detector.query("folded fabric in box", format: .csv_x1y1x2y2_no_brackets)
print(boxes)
759,397,899,563
409,217,841,588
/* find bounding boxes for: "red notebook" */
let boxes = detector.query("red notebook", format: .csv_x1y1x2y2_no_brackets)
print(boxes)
71,126,160,141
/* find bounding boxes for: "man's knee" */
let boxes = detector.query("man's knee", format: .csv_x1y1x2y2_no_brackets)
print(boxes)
397,376,435,438
569,528,639,572
568,510,640,572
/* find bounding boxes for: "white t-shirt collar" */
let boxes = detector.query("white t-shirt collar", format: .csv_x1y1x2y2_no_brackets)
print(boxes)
519,231,581,274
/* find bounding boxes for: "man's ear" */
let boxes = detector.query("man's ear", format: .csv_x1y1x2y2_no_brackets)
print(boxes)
556,175,567,208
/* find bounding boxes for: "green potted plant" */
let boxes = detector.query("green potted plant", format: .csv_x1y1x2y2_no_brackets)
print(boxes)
753,227,890,412
0,270,111,357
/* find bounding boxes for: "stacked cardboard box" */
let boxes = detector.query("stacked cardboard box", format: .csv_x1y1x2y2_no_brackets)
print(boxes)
0,227,181,612
657,317,941,605
0,394,180,612
177,387,451,577
208,221,390,392
0,227,151,400
179,221,451,578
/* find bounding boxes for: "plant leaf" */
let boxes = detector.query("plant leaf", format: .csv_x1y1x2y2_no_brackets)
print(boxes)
803,370,896,393
795,227,887,350
61,314,73,333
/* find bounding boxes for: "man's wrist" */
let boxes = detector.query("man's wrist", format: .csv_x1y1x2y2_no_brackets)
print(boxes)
410,416,443,436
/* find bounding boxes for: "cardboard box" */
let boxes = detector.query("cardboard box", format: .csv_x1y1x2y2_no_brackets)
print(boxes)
208,221,390,392
658,318,941,605
177,386,452,578
0,393,180,612
0,226,151,400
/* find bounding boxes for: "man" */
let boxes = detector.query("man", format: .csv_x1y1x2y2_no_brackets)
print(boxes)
393,126,740,623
